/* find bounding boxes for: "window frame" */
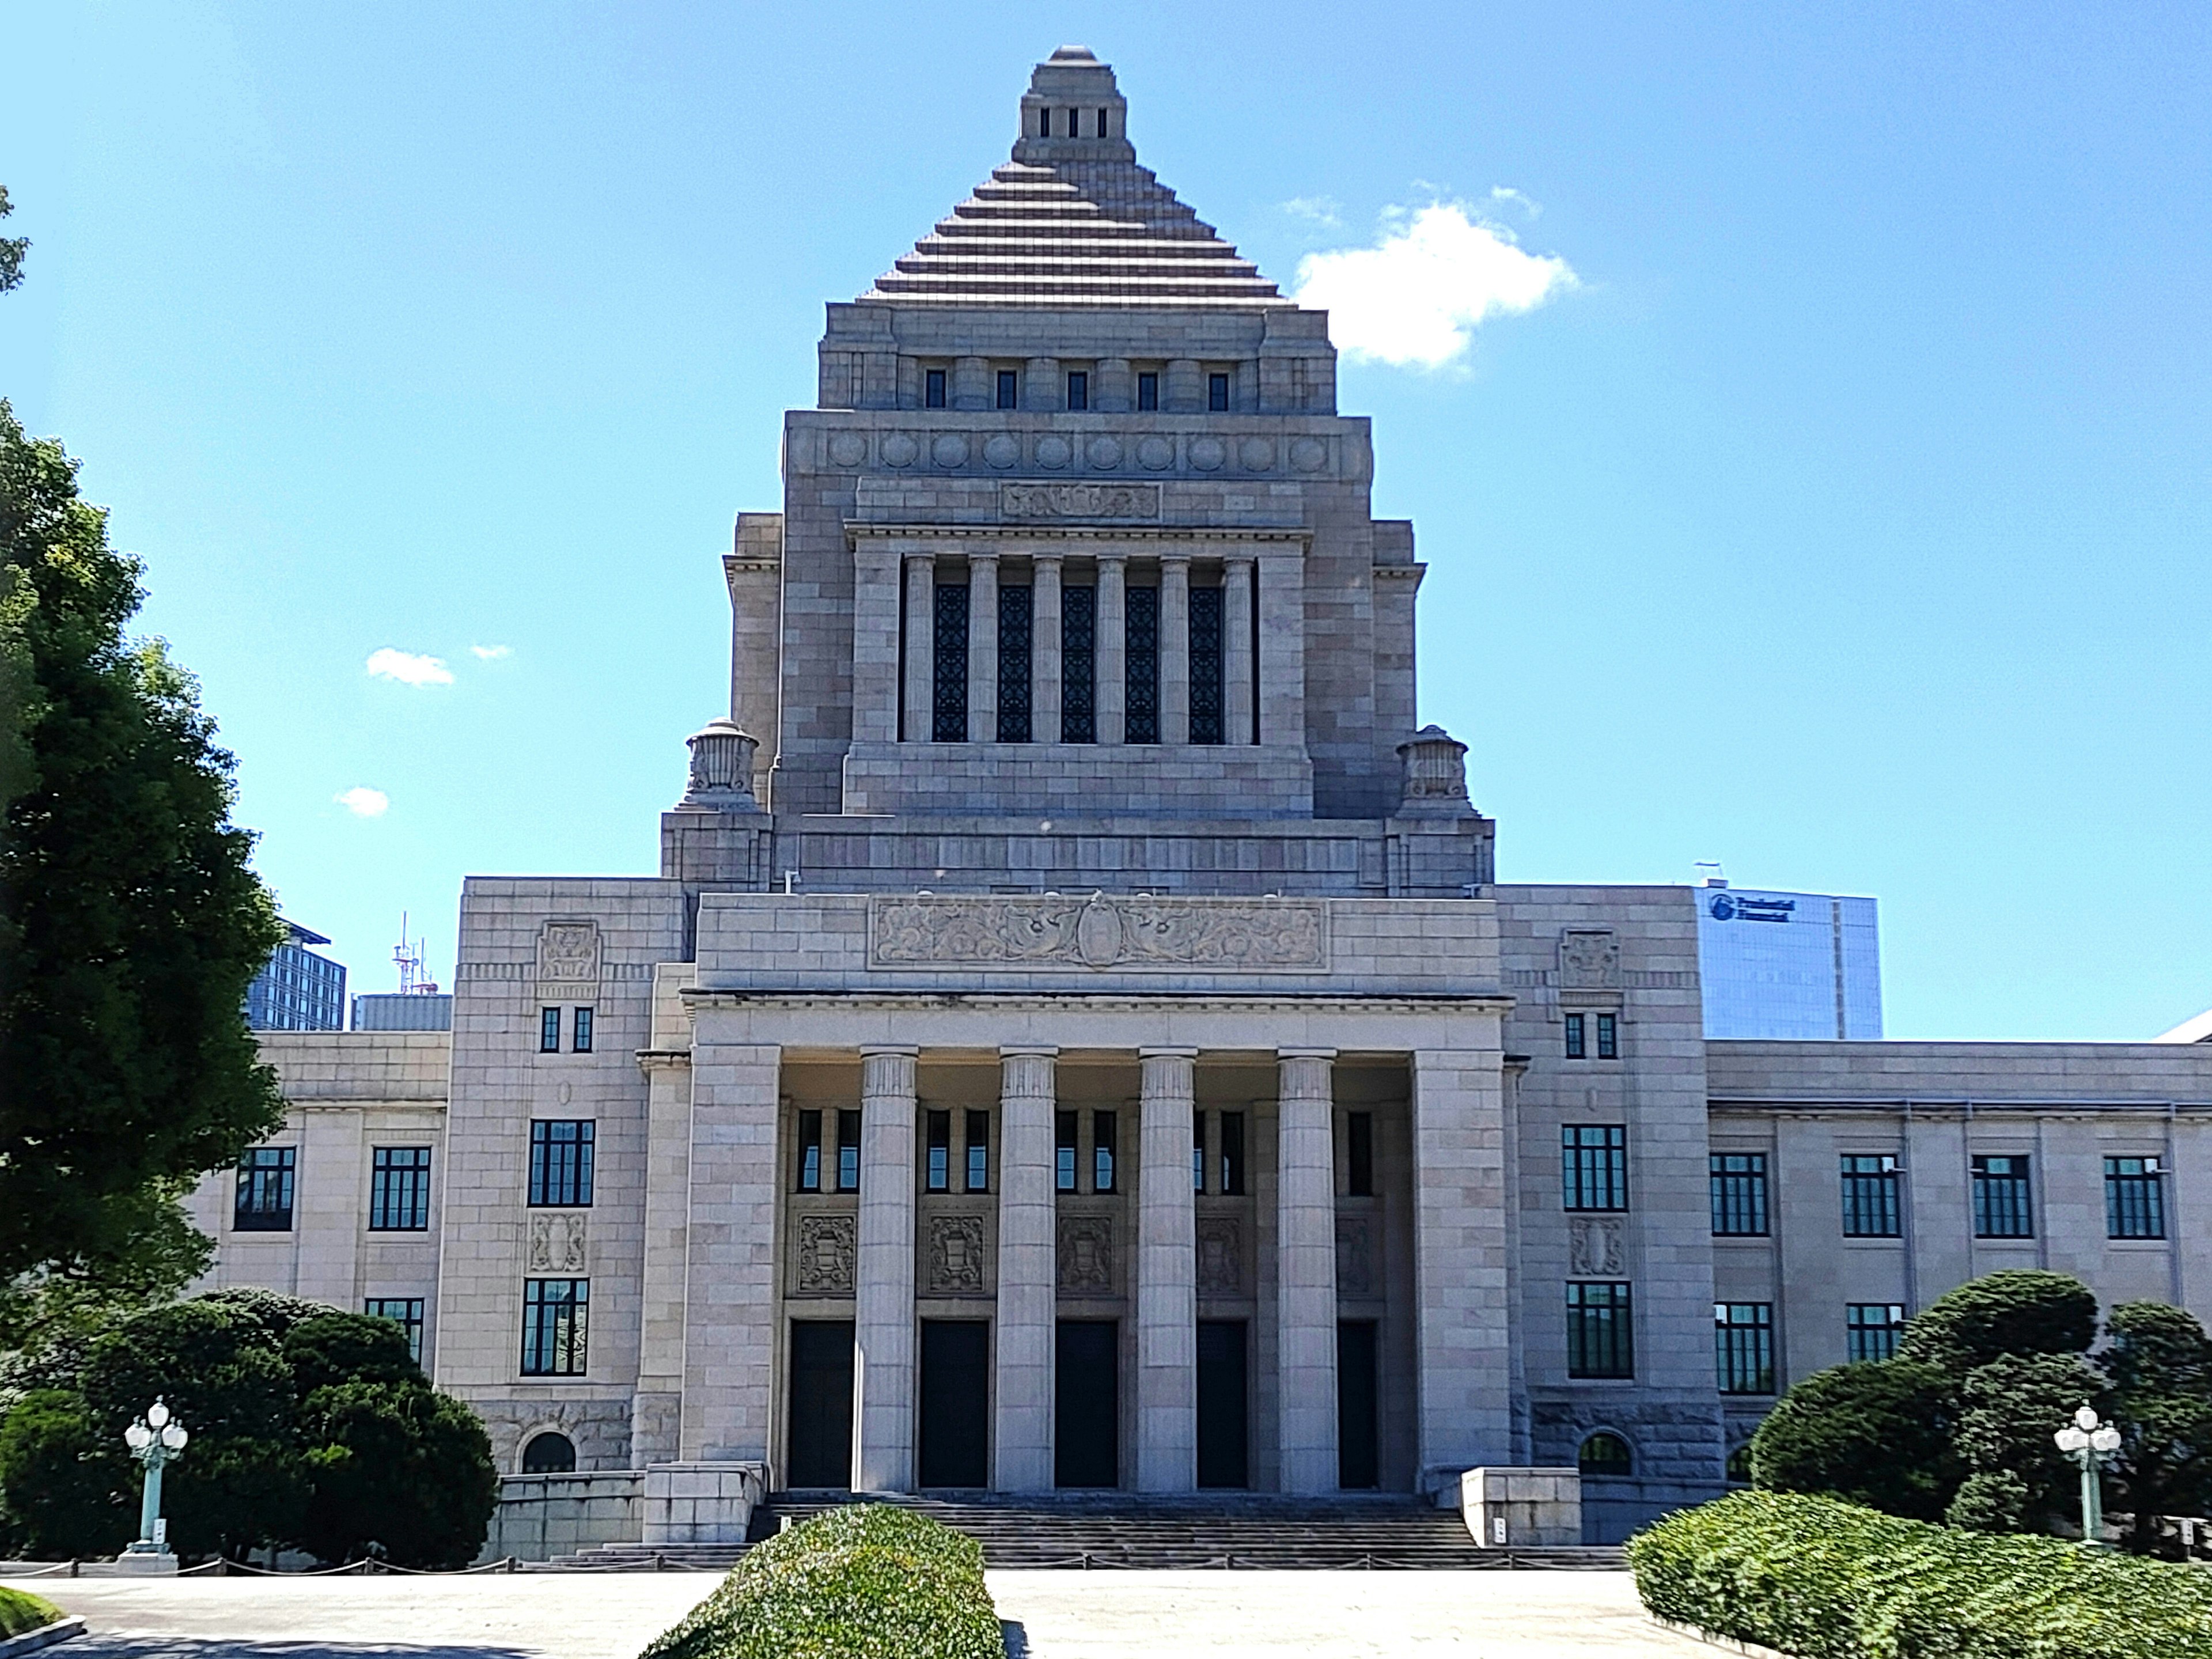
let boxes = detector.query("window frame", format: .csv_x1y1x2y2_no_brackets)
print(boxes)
1219,1110,1246,1196
363,1297,426,1362
521,1278,589,1377
1840,1153,1903,1237
234,1146,297,1232
1346,1112,1375,1198
996,369,1018,410
1191,1110,1206,1194
1066,370,1089,411
1709,1152,1770,1237
1562,1125,1628,1213
1715,1301,1775,1395
1136,371,1158,410
924,368,947,408
1092,1109,1117,1194
835,1109,861,1193
2104,1156,2165,1240
1207,372,1230,411
539,1007,561,1053
1563,1012,1586,1059
964,1109,990,1194
1971,1153,2035,1239
1595,1012,1619,1060
571,1006,593,1054
1846,1302,1906,1363
369,1146,433,1232
797,1109,823,1193
1055,1109,1078,1194
925,1109,951,1193
528,1120,596,1209
1566,1281,1634,1380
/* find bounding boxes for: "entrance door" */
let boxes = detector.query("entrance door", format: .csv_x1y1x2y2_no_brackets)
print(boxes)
918,1320,990,1488
1195,1320,1248,1487
1055,1320,1118,1488
787,1319,855,1488
1337,1319,1380,1489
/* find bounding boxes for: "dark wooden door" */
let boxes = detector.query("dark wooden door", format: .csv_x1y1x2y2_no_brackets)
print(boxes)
1338,1319,1380,1490
918,1319,990,1488
787,1319,854,1488
1055,1319,1118,1488
1196,1319,1249,1488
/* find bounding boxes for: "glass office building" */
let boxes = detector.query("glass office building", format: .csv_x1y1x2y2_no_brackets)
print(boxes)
245,921,348,1031
1697,883,1881,1039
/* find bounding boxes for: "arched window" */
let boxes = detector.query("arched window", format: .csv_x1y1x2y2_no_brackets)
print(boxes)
1726,1442,1755,1484
521,1431,576,1474
1578,1432,1633,1478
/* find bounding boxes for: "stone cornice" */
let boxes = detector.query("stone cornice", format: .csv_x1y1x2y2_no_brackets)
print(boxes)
847,522,1309,549
635,1048,693,1073
1709,1097,2212,1116
683,989,1514,1015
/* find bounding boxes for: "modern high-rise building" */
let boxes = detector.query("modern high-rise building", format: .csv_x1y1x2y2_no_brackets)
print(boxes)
244,921,347,1032
1696,882,1881,1039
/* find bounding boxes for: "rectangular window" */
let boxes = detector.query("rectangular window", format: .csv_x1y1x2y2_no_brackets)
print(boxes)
1972,1154,2033,1238
1125,584,1160,743
998,583,1032,742
1208,372,1230,411
1066,370,1089,411
1038,107,1051,138
1188,584,1224,745
2105,1156,2165,1240
1192,1110,1206,1193
540,1007,561,1052
1055,1110,1078,1193
529,1121,596,1208
926,1109,950,1192
1715,1302,1775,1395
572,1006,593,1054
521,1278,588,1377
234,1146,296,1231
1709,1152,1769,1237
1846,1303,1906,1364
1840,1154,1902,1237
1093,1109,1117,1194
1094,107,1108,138
1595,1013,1618,1060
925,368,946,408
836,1109,861,1192
1347,1112,1375,1198
1564,1012,1586,1059
964,1110,990,1194
369,1147,433,1232
1219,1111,1245,1196
932,581,969,741
1562,1126,1628,1213
363,1297,425,1362
797,1109,823,1192
997,369,1018,410
1566,1282,1634,1379
1060,584,1096,743
1136,372,1158,410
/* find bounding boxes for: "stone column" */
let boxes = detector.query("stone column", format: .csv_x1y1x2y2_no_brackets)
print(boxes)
967,553,998,744
1096,554,1127,746
1024,356,1060,411
1158,554,1191,745
1096,357,1133,412
1255,550,1306,748
995,1046,1058,1490
850,543,902,745
1165,358,1205,413
1136,1047,1199,1493
679,1039,781,1466
854,1046,918,1492
1277,1048,1339,1493
1031,555,1063,747
903,554,935,743
952,355,990,411
1222,555,1255,745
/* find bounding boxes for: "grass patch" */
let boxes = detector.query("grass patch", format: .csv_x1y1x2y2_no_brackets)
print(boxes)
639,1503,1002,1659
0,1586,64,1639
1629,1490,2212,1659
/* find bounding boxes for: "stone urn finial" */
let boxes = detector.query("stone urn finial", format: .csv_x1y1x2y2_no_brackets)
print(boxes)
1396,725,1474,817
679,719,762,812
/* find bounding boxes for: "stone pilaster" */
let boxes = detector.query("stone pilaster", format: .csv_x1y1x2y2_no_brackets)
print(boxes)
952,355,989,410
680,1040,781,1464
1277,1048,1339,1493
1096,554,1127,746
850,543,902,745
1160,554,1191,745
854,1046,918,1492
1024,355,1059,411
994,1046,1058,1490
1031,555,1063,746
1256,550,1305,747
1165,357,1204,412
967,554,998,744
903,554,935,743
1222,554,1254,745
1136,1046,1199,1492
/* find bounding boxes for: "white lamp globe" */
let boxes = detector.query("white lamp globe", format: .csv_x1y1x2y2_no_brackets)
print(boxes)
161,1422,188,1450
146,1400,170,1430
2090,1426,2121,1453
2073,1404,2099,1432
124,1422,153,1452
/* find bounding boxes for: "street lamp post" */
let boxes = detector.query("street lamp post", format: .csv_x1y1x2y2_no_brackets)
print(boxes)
2053,1403,2122,1548
122,1397,189,1561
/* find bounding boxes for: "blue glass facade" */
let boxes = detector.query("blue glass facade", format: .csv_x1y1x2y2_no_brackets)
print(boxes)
1696,885,1881,1039
245,921,348,1031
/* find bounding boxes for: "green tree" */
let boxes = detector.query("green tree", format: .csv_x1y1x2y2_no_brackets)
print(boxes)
1749,1358,1963,1521
1945,1351,2106,1535
0,1389,132,1558
282,1311,424,1396
300,1382,498,1569
0,186,25,297
0,402,284,1325
2100,1301,2212,1553
1897,1270,2099,1373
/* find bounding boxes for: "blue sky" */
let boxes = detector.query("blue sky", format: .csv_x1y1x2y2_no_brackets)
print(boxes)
2,3,2207,1038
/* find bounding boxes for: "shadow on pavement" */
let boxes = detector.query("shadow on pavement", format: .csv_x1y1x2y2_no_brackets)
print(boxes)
73,1643,540,1659
999,1619,1029,1657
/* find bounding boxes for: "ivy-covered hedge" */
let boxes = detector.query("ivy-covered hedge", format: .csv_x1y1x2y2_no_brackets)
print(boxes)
1628,1491,2212,1659
0,1586,64,1639
639,1504,1002,1659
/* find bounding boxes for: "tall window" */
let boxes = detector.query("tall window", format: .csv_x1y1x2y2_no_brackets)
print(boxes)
1579,1433,1632,1477
1124,585,1160,743
2105,1156,2165,1240
1188,585,1224,744
836,1109,861,1192
370,1147,433,1232
797,1109,823,1192
1055,1111,1078,1193
1715,1302,1775,1395
1566,1283,1634,1379
1093,1110,1117,1194
998,583,1032,742
529,1122,595,1207
1846,1303,1905,1363
1595,1013,1619,1060
363,1297,425,1362
1219,1111,1246,1196
1563,1013,1586,1059
1709,1153,1768,1237
1061,585,1096,743
1208,372,1230,411
933,582,969,741
1840,1154,1902,1237
1347,1112,1375,1198
1066,370,1089,411
1972,1154,2033,1238
997,369,1018,410
572,1007,593,1053
1562,1126,1628,1212
521,1279,588,1377
540,1007,561,1053
1136,372,1158,410
926,1109,951,1192
234,1146,296,1232
1192,1111,1206,1192
964,1111,990,1193
924,368,946,408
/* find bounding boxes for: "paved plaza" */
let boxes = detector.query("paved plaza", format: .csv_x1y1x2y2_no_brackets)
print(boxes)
1,1571,1715,1658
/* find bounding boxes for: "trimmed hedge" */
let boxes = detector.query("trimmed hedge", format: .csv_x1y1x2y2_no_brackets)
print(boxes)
0,1587,63,1639
1628,1491,2212,1659
639,1504,1002,1659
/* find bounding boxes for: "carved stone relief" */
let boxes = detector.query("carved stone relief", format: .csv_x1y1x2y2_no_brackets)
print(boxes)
1335,1215,1375,1297
1569,1215,1627,1277
536,921,601,1004
1056,1215,1115,1294
926,1215,989,1297
870,892,1326,972
527,1211,588,1274
1195,1217,1242,1294
1000,481,1160,519
794,1214,857,1296
1559,930,1622,990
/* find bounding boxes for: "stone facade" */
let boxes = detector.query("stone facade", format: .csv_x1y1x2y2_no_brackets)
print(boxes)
188,47,2212,1553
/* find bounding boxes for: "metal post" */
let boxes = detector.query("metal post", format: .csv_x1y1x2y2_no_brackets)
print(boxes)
138,1458,162,1550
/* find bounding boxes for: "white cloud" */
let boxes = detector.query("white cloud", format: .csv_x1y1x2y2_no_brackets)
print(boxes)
365,647,453,686
1281,195,1343,230
1488,185,1541,218
1290,201,1578,370
470,643,512,660
335,786,389,817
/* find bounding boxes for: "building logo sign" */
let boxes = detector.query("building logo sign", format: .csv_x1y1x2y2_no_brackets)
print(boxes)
1708,892,1797,924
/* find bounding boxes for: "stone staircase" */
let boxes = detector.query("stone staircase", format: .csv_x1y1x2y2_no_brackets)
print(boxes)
545,1492,1624,1571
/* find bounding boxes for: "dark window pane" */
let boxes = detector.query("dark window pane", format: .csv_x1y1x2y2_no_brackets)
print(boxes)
1840,1155,1902,1237
1566,1282,1633,1379
1347,1112,1374,1198
1067,371,1088,411
1188,585,1224,744
1060,585,1096,743
998,584,1032,743
1972,1154,2033,1238
1208,373,1230,411
2105,1156,2165,1240
363,1297,425,1362
521,1278,589,1376
1219,1111,1245,1196
997,369,1018,409
1715,1302,1775,1394
572,1006,593,1053
1709,1152,1768,1237
521,1431,575,1473
925,369,946,408
933,582,969,742
1136,372,1158,411
1595,1013,1618,1060
798,1109,823,1192
529,1121,595,1207
836,1109,861,1192
1056,1110,1078,1193
1125,585,1160,744
926,1109,950,1192
1093,1109,1116,1194
234,1146,296,1231
540,1007,561,1052
370,1147,433,1232
1562,1126,1628,1212
1580,1433,1632,1476
1564,1013,1585,1059
1192,1110,1206,1193
965,1110,990,1193
1847,1303,1905,1363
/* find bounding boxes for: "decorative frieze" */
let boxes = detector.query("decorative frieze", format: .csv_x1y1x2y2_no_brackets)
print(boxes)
1569,1215,1627,1277
1335,1214,1375,1297
1056,1214,1115,1294
869,891,1327,972
535,921,601,1006
528,1211,588,1274
1001,482,1160,520
794,1214,857,1296
926,1214,989,1297
1559,930,1622,991
1196,1216,1243,1294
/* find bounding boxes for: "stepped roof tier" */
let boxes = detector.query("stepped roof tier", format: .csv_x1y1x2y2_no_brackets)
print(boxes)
861,47,1290,310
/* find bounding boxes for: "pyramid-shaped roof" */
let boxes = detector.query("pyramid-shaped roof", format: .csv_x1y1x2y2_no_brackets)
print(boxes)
862,47,1289,310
